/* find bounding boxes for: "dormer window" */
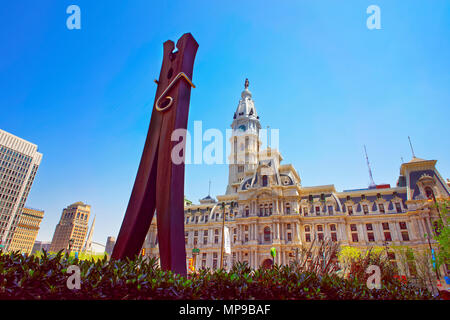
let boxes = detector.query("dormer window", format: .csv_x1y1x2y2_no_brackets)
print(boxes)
363,205,369,214
262,175,268,187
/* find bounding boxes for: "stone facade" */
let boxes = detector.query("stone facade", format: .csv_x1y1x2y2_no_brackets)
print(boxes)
49,202,91,253
8,207,44,255
144,80,450,277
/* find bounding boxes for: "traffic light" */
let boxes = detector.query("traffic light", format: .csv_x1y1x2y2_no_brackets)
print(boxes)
141,248,146,256
188,258,194,272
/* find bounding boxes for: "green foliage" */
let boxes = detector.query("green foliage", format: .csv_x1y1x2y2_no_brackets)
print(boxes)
433,200,450,270
338,246,362,265
0,249,435,300
33,250,107,262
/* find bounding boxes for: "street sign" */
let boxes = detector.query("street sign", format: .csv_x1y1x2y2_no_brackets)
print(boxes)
192,248,200,254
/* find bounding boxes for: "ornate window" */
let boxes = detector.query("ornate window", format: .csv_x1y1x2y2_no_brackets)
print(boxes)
425,186,435,199
363,205,369,215
350,224,358,242
330,224,337,242
264,227,271,242
262,175,268,187
367,223,375,242
285,203,291,215
304,225,311,242
317,225,324,241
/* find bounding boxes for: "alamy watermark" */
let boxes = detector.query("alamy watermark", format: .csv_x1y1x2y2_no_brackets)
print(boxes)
66,265,81,290
170,122,280,166
66,5,81,30
366,5,381,30
366,265,381,289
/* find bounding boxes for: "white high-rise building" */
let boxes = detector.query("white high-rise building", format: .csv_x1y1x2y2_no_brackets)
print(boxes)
0,129,43,251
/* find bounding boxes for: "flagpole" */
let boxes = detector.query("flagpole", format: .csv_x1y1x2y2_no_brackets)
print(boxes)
220,202,225,269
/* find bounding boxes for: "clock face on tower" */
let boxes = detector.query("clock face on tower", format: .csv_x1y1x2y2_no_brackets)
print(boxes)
238,125,246,132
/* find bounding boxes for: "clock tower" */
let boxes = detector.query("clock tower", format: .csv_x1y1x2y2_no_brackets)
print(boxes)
226,79,262,194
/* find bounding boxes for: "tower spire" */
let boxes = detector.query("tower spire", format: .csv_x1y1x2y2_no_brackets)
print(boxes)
364,145,376,189
82,215,96,253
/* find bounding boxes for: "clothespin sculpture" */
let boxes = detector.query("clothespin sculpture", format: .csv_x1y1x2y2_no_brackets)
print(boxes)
112,33,199,275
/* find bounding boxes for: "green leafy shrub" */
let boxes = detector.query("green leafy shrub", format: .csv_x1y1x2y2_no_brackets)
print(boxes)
0,249,435,300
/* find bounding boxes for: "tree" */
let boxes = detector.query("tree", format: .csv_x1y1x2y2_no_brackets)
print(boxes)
433,200,450,271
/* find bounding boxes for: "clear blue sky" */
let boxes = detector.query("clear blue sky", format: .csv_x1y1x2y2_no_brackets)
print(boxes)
1,1,449,245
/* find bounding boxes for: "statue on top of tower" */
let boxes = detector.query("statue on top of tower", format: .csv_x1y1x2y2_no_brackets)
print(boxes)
245,78,249,89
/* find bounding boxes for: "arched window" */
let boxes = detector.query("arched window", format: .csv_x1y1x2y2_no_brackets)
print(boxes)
285,203,291,215
245,206,249,217
264,204,269,216
262,175,268,187
269,203,273,215
425,186,435,200
264,227,271,242
259,204,264,216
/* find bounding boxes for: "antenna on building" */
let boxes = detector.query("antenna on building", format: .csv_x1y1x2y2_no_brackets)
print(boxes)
364,145,376,189
408,136,416,158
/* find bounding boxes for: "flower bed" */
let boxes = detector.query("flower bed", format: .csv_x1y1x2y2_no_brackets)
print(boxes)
0,250,436,300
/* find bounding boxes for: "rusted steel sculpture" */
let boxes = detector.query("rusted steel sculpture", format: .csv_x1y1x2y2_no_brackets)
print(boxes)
112,33,198,275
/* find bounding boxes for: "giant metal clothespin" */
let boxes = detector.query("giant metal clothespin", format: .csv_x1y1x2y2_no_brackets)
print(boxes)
112,33,198,275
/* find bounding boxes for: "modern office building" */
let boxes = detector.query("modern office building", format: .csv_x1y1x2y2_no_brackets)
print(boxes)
0,129,43,251
49,202,91,253
144,80,450,278
9,207,44,254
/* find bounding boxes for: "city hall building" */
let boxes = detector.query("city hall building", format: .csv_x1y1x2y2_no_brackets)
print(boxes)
144,80,450,276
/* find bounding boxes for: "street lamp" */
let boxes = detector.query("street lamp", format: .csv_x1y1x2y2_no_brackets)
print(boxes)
192,245,200,271
383,240,390,257
68,238,75,255
220,202,226,269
